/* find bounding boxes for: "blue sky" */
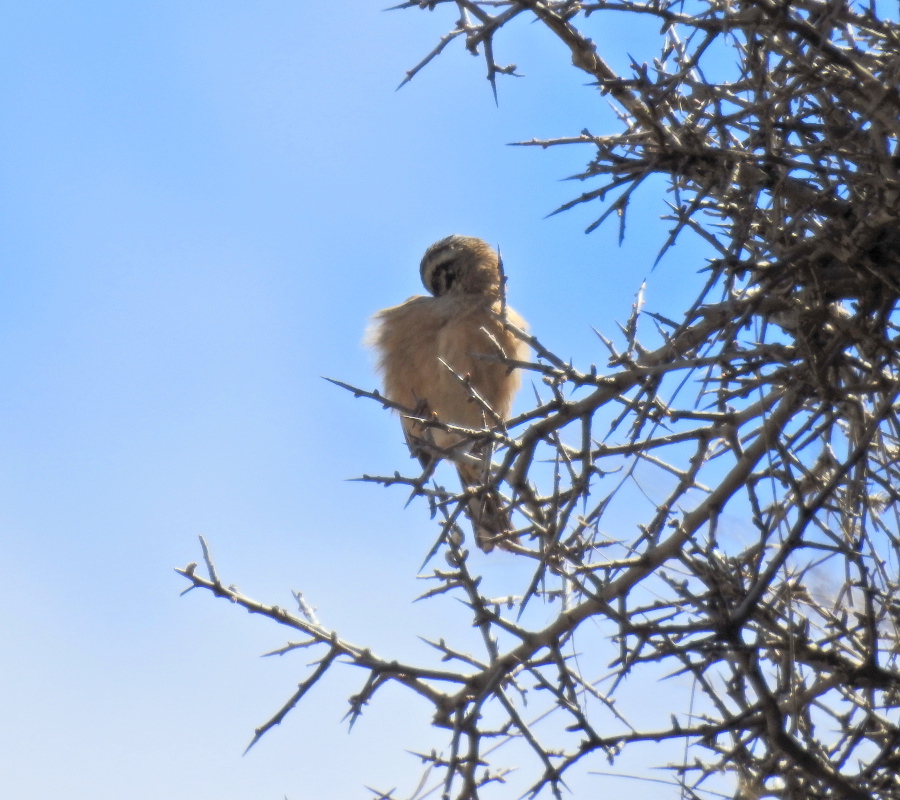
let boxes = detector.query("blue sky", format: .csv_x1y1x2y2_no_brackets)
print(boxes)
0,4,712,799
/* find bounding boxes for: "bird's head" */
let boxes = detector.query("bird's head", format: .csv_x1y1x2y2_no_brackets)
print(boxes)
420,235,501,297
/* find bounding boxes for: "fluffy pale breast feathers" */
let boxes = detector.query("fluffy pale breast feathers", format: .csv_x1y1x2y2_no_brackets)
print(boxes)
369,296,528,430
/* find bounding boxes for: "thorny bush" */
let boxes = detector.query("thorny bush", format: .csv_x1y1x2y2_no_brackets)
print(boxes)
179,2,900,799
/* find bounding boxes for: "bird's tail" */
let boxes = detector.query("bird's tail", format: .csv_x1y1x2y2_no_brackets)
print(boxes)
455,458,518,553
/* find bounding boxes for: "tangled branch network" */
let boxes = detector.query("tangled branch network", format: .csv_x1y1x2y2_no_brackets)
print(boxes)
179,2,900,799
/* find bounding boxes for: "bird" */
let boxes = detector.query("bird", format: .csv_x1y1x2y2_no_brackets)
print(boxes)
367,235,529,552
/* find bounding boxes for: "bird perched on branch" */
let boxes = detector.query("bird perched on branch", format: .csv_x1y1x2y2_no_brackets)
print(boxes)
367,235,529,552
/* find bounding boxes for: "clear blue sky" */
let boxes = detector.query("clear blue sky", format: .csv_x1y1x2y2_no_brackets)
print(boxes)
0,4,710,799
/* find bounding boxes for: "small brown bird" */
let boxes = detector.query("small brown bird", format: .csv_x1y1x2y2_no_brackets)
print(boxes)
367,235,529,551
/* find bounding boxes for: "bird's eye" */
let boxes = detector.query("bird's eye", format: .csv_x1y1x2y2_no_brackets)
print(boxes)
430,262,457,295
